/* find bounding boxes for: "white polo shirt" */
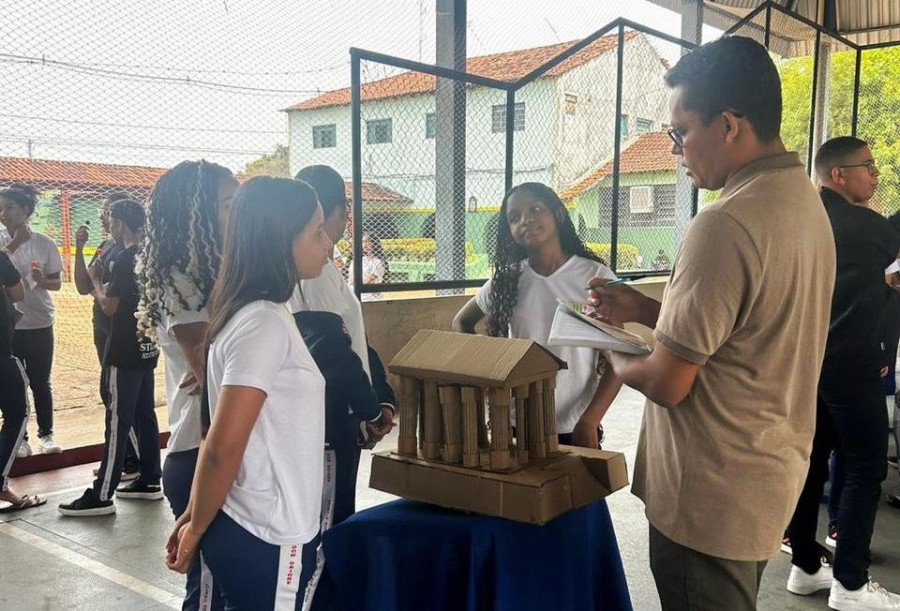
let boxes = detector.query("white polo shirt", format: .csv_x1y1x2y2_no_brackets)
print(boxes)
207,299,325,545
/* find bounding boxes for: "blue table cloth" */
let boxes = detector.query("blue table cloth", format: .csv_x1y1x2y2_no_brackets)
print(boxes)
322,499,632,611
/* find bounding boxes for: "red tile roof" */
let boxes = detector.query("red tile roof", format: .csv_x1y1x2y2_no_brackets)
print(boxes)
559,131,676,200
288,32,640,112
0,156,410,205
0,156,166,192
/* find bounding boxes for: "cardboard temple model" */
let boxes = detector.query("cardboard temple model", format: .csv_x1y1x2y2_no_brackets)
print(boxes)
370,330,630,525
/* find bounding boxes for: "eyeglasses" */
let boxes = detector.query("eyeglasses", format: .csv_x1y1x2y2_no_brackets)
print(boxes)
837,160,879,177
666,110,745,149
667,127,684,148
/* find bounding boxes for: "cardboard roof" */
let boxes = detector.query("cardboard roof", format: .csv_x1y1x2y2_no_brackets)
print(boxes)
389,330,566,388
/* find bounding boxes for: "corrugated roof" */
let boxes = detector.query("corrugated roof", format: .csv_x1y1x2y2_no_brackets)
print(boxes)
287,32,639,112
559,131,676,201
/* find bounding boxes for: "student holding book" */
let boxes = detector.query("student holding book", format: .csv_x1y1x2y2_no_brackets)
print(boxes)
165,177,333,609
453,182,623,448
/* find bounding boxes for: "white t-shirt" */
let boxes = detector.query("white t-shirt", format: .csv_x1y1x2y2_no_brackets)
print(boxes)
0,229,63,329
475,255,616,434
207,299,325,546
156,270,209,454
289,262,370,378
362,255,385,283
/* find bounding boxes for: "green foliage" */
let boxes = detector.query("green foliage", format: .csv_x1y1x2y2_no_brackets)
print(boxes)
243,144,290,178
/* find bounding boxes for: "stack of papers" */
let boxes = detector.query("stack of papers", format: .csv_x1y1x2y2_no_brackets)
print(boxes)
548,300,651,355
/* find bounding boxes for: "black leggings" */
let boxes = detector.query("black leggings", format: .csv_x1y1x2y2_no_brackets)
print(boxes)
12,326,54,438
0,354,29,491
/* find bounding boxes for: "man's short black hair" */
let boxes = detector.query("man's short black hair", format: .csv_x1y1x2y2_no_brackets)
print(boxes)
814,136,869,180
665,36,782,142
110,199,146,233
294,165,347,217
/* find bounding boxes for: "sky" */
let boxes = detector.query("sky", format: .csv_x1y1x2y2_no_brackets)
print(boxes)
0,0,723,171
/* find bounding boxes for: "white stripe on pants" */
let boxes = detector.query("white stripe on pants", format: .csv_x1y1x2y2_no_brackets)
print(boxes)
100,367,120,500
275,542,304,610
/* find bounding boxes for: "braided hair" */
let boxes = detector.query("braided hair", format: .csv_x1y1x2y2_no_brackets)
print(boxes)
136,160,234,339
487,182,603,337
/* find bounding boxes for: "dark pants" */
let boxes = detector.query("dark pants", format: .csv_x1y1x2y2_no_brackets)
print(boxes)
823,370,888,590
649,525,767,611
787,397,835,574
12,325,54,437
827,452,844,528
95,331,139,468
91,366,160,501
0,355,29,492
200,511,319,610
163,448,224,611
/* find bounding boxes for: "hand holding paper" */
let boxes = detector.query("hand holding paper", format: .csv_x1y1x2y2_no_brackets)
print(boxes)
548,300,651,355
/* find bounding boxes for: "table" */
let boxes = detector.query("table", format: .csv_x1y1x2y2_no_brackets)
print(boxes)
322,499,632,611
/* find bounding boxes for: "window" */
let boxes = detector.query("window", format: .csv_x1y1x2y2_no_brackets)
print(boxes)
629,186,654,214
635,118,654,135
312,124,336,149
491,102,525,133
425,113,436,139
564,93,578,116
619,114,630,139
366,118,393,144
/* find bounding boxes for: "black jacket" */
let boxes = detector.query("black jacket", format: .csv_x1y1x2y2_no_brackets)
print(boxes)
820,187,900,374
294,311,385,449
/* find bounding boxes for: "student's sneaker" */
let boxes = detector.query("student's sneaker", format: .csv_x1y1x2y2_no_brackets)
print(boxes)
16,440,33,458
58,489,115,517
38,435,62,454
780,534,792,555
787,564,833,595
91,466,140,481
829,578,900,610
826,523,838,548
116,479,163,500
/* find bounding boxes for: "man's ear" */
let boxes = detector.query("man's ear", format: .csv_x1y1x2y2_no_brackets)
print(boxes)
722,111,740,143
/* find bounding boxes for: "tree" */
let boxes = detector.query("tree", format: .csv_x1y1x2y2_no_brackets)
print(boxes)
243,144,290,178
779,46,900,215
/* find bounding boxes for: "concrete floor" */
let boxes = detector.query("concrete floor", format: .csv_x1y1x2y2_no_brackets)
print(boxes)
2,386,899,610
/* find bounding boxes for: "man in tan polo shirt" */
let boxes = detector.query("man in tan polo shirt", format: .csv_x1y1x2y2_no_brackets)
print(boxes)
589,36,835,610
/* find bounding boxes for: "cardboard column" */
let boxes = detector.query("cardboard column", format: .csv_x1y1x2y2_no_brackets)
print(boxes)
439,385,463,464
422,380,442,460
512,385,529,465
489,388,511,470
544,376,559,453
476,388,489,449
528,379,547,459
398,376,420,457
460,386,479,467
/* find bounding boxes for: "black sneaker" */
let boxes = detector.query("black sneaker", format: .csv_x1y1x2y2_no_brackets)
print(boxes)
58,489,116,517
116,479,163,500
120,462,140,482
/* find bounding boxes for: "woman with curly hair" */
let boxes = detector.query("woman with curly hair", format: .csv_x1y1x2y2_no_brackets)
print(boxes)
453,182,622,448
136,160,237,610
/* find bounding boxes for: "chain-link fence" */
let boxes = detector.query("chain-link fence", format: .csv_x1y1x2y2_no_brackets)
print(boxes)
345,19,699,298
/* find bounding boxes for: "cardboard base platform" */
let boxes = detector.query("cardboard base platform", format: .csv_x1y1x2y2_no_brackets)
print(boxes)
370,445,629,525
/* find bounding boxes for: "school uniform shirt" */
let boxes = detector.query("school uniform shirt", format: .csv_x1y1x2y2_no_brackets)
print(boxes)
290,262,371,378
0,252,21,354
207,300,325,546
104,245,159,370
89,238,124,338
156,269,210,454
0,229,63,330
475,255,616,435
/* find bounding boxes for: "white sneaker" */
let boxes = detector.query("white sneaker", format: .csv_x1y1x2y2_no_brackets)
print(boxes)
826,533,838,549
829,578,900,610
16,440,33,458
787,564,833,595
38,435,62,454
